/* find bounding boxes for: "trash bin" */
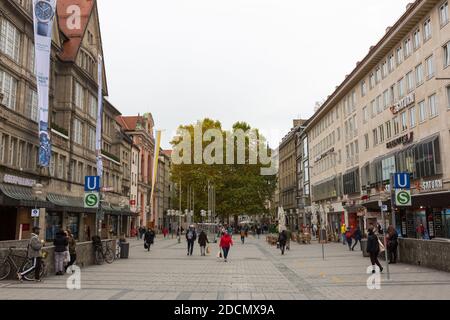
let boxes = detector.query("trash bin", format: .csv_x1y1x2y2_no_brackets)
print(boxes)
120,242,129,259
361,239,369,257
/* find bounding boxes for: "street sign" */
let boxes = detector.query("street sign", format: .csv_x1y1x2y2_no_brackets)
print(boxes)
394,173,410,189
85,176,100,192
84,192,100,208
381,205,388,212
31,209,40,217
395,190,412,206
102,187,114,192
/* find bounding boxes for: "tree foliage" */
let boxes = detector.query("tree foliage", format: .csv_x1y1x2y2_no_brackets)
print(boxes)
170,119,276,223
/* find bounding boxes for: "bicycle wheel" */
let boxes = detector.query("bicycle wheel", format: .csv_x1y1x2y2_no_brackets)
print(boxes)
104,247,115,264
0,260,12,281
22,260,36,281
95,248,104,265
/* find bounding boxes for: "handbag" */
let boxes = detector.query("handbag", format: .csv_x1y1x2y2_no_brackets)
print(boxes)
206,246,211,255
216,250,222,258
378,239,385,253
63,250,70,264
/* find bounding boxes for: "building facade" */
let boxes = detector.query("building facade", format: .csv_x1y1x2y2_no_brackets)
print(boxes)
116,114,155,229
0,0,135,242
278,119,307,230
306,0,450,239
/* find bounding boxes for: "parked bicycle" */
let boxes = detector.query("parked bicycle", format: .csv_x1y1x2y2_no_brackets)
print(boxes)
0,247,47,281
92,236,114,265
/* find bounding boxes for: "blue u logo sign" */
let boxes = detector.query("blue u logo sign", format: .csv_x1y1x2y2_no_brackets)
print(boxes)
395,173,410,189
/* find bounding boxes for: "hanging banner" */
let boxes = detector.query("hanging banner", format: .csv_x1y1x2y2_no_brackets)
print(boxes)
33,0,57,167
149,131,162,222
96,55,104,177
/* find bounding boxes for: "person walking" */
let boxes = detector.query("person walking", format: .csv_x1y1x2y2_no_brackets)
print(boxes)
256,226,261,239
219,231,233,262
286,228,292,251
367,227,384,274
17,227,44,282
351,226,362,251
240,228,246,244
198,230,209,256
340,223,347,245
53,229,68,276
144,228,155,252
64,230,77,273
387,225,399,264
345,228,353,251
278,229,288,255
186,225,197,256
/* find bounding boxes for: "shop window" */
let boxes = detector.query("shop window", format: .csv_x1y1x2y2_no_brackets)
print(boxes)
414,137,441,179
46,212,62,241
67,213,80,240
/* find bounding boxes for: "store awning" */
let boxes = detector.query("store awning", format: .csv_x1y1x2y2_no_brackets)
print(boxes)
102,203,133,216
47,193,95,213
0,184,52,208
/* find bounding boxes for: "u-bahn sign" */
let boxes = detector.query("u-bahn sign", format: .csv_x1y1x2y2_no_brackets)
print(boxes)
395,190,412,207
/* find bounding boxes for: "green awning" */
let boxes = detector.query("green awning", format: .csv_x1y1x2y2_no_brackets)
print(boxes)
47,193,95,213
0,184,52,208
102,203,133,216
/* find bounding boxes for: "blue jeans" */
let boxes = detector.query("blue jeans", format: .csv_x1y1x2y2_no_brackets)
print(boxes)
222,247,230,259
342,234,347,245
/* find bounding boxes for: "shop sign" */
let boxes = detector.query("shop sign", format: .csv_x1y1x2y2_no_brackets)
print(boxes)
417,179,443,192
315,147,335,163
3,175,36,187
386,132,414,149
31,209,40,218
390,93,415,115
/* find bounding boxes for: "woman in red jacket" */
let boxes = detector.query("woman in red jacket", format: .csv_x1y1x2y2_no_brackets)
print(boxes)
220,231,234,262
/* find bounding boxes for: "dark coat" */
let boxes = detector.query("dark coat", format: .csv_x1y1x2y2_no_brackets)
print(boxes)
186,229,197,242
144,231,155,244
198,232,209,246
278,231,287,246
367,233,380,254
53,232,68,253
353,229,362,241
388,231,399,246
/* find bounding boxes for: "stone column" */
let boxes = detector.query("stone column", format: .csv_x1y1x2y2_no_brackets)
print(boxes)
38,208,46,241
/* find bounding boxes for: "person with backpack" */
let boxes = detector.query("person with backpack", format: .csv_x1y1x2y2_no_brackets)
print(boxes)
351,226,362,251
198,230,209,256
17,227,44,282
144,228,155,252
278,229,288,255
186,225,197,256
345,228,353,251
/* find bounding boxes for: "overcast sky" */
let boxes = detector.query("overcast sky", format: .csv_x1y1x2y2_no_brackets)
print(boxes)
97,0,411,149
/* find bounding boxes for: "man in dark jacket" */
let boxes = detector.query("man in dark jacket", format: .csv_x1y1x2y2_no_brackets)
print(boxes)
186,225,197,256
351,226,362,251
198,230,209,256
54,230,68,275
144,229,155,252
367,227,383,274
278,230,288,255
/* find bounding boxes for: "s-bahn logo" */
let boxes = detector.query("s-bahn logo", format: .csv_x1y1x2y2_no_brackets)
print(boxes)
395,190,411,207
84,192,99,209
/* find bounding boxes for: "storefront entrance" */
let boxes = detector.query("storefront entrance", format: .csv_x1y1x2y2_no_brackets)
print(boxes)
0,207,17,241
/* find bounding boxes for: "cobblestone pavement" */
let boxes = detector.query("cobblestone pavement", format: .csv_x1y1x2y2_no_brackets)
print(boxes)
0,235,449,300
